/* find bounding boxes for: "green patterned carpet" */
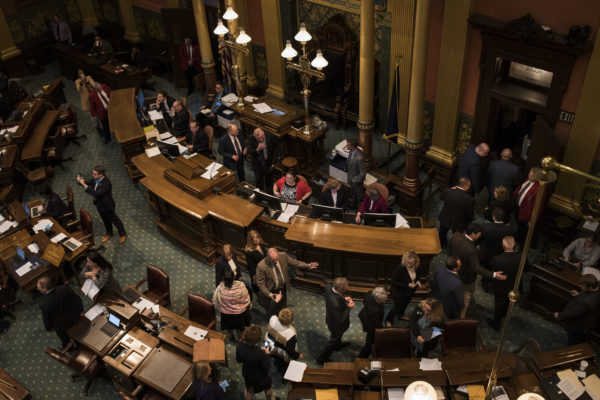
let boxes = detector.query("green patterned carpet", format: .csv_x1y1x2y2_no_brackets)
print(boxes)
1,63,570,399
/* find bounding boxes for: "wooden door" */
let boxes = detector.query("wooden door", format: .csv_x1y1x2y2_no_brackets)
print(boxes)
524,115,563,175
161,8,198,88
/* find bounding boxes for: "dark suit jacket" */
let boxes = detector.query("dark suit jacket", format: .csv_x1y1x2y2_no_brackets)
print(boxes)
488,159,519,195
247,132,278,172
235,342,272,390
319,187,350,210
215,254,242,286
435,268,464,319
347,150,366,187
156,96,174,127
39,284,83,334
185,128,210,156
92,40,113,56
389,265,418,299
44,193,67,219
491,251,520,295
218,133,246,171
479,222,514,264
438,187,474,232
558,290,600,334
85,176,116,213
179,44,201,71
458,144,486,194
245,244,267,278
450,231,493,284
324,283,351,335
358,292,384,333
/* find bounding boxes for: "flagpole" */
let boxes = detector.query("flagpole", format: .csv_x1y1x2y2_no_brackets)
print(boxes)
384,63,400,175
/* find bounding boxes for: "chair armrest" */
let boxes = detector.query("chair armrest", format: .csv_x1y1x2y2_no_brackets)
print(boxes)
61,342,73,355
157,290,170,303
133,277,147,289
65,217,80,231
207,319,216,330
80,354,98,373
179,306,189,317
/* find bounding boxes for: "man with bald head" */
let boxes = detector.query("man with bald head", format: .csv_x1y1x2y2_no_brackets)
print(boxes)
219,123,247,181
487,148,519,200
248,127,278,192
458,142,489,196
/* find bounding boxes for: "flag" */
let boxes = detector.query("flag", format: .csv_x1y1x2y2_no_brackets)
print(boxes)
385,64,400,144
218,39,234,91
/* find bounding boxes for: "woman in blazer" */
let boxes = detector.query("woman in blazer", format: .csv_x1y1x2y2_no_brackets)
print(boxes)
385,251,421,325
319,178,350,210
244,230,267,293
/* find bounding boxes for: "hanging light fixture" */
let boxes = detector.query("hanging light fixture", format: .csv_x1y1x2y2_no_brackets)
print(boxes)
235,28,252,45
222,6,238,21
281,40,298,60
311,49,328,70
213,19,229,36
294,23,312,43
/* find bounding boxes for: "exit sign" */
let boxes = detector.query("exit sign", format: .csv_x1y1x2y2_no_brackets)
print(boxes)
559,110,575,125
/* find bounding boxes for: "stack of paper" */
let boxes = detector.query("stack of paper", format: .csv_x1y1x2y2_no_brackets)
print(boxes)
160,136,178,145
221,93,239,106
0,126,18,135
583,374,600,400
276,204,299,223
33,219,53,233
201,162,223,179
50,233,67,243
557,369,586,400
132,297,155,312
244,95,257,103
283,360,307,382
145,147,161,157
252,102,273,114
395,214,410,228
27,243,40,254
85,303,106,321
81,279,100,301
0,220,13,233
419,357,442,371
159,132,173,140
184,326,208,341
148,110,163,120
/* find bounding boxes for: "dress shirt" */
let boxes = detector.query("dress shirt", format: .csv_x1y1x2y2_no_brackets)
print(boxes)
227,258,238,276
331,191,338,206
188,45,193,62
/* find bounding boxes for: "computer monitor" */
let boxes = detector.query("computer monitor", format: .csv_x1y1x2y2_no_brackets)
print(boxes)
254,191,282,211
310,204,344,222
108,313,121,328
157,141,180,158
363,213,396,228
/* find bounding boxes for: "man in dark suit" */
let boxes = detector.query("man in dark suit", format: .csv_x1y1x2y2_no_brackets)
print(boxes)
438,177,475,247
345,138,366,207
488,236,521,330
479,208,514,266
91,35,113,63
155,90,175,127
514,167,545,245
317,277,355,364
77,165,127,244
248,128,278,193
319,178,350,210
179,37,202,95
554,274,600,345
457,142,489,195
450,223,506,318
37,277,83,348
215,244,243,286
435,256,464,319
487,148,519,199
219,124,247,182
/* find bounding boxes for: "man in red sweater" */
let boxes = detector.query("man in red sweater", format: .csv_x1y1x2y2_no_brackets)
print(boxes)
88,82,111,144
179,37,202,95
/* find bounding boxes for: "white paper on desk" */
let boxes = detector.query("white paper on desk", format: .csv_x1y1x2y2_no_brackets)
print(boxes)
151,304,160,315
27,243,40,254
201,162,223,179
222,109,234,116
148,110,163,120
161,137,178,145
283,360,307,382
145,147,161,158
81,279,100,301
85,303,106,321
221,93,238,106
184,325,208,341
387,388,405,400
583,374,600,400
0,220,12,233
276,204,299,223
395,213,410,228
177,144,187,154
33,218,53,233
558,378,585,400
183,153,195,159
15,262,32,277
387,368,400,372
51,232,67,243
132,297,155,312
252,102,273,114
583,220,599,231
10,221,18,228
0,213,5,221
419,357,442,371
244,95,257,103
159,133,173,141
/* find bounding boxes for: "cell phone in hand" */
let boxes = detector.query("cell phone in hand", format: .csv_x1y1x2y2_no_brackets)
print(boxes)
219,380,229,389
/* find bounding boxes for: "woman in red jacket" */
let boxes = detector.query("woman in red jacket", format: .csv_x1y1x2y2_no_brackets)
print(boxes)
88,82,111,144
273,170,312,204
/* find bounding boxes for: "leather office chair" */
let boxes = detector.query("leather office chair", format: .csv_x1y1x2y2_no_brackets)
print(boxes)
118,384,167,400
70,208,95,247
134,264,171,307
441,319,483,354
45,342,102,396
179,293,216,329
372,328,413,358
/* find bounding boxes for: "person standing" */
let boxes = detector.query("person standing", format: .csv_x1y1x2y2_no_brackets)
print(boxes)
479,208,514,267
236,325,273,400
554,274,600,345
345,138,366,207
244,230,267,293
248,128,278,193
256,248,318,316
317,277,355,364
194,361,226,400
77,165,127,244
37,277,83,349
171,100,191,140
488,236,520,330
219,124,247,182
50,15,72,45
179,37,201,95
434,256,464,320
438,177,474,247
385,251,421,325
514,167,545,245
457,142,489,196
88,81,111,143
487,148,519,199
215,244,243,287
358,286,387,358
213,270,252,341
75,70,94,111
409,298,444,357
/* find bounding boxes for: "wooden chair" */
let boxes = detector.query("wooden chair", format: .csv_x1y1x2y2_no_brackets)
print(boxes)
69,208,95,247
441,319,483,354
16,161,46,187
178,293,216,329
58,185,77,228
512,337,542,375
45,342,102,396
372,328,413,358
134,264,171,307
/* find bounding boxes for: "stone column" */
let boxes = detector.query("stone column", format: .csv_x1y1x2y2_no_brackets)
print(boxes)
549,28,600,217
426,0,472,184
0,6,26,77
235,0,258,89
118,0,142,43
192,0,217,95
76,0,99,27
227,0,247,97
260,0,286,98
357,0,375,167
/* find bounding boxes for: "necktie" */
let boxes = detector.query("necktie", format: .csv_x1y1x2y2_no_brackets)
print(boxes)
273,261,284,290
233,136,242,157
263,140,268,160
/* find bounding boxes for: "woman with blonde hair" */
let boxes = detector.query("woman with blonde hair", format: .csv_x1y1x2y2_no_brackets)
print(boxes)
265,308,302,372
194,361,225,399
319,177,350,210
409,298,444,357
385,251,420,325
245,229,267,292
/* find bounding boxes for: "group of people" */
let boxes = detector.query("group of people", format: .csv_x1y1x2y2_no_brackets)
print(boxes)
75,67,112,144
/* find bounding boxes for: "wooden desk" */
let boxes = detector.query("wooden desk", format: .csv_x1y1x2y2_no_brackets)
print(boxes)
0,368,31,400
288,368,354,400
133,347,194,400
39,78,66,108
353,358,447,387
67,314,126,357
230,97,300,138
10,100,48,146
99,62,144,90
526,262,581,316
108,88,146,180
442,352,518,386
284,125,328,173
0,145,19,186
534,342,596,370
20,110,59,162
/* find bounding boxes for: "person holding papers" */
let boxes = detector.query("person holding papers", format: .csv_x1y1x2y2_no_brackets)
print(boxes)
37,277,83,349
80,250,121,293
219,124,246,182
273,170,312,205
88,81,111,143
155,90,174,126
185,120,213,158
409,298,444,357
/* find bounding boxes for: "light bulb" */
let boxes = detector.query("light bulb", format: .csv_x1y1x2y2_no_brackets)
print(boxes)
311,49,328,70
222,6,238,21
236,28,251,44
294,23,312,43
213,19,229,36
281,40,298,60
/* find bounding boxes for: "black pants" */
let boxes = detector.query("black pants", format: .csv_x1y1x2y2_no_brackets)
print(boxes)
99,209,126,237
265,288,287,318
386,296,411,323
56,330,70,349
96,117,111,143
492,292,509,327
185,66,197,92
235,160,246,183
253,166,273,193
438,225,450,248
358,330,375,358
317,328,346,363
516,221,528,247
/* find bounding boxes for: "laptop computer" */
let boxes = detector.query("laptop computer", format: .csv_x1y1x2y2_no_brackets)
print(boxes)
62,238,82,252
8,246,25,267
119,287,140,303
100,313,121,337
